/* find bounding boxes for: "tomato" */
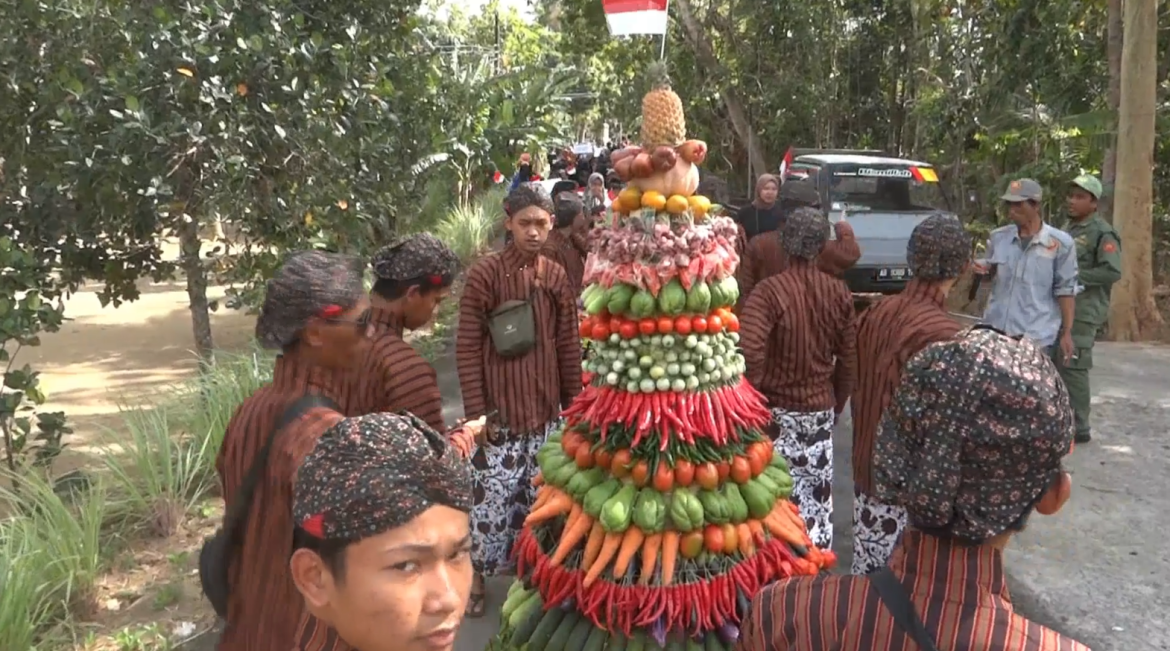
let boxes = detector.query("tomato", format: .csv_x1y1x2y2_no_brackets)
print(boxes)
703,524,725,553
721,523,739,554
725,313,740,333
619,321,639,339
610,316,624,333
561,432,583,457
755,441,774,465
674,316,693,335
715,307,733,322
594,448,614,471
691,316,708,334
631,460,651,487
578,318,593,339
730,456,753,484
590,322,610,340
574,445,595,469
611,449,633,478
680,531,705,559
715,460,731,482
673,459,695,487
652,462,674,492
707,315,724,333
638,318,658,336
695,462,720,490
745,444,768,476
657,317,674,334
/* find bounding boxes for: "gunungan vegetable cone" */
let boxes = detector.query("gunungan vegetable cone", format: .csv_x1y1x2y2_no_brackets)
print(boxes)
640,62,686,148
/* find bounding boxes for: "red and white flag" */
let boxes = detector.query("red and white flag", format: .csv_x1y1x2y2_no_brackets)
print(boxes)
778,146,794,180
603,0,669,36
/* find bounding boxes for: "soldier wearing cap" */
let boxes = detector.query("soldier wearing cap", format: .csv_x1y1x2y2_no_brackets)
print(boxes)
1060,174,1121,444
976,178,1080,363
740,327,1087,651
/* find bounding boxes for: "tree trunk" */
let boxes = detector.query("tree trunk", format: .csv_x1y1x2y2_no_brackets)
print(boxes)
1107,0,1163,341
1100,0,1123,223
673,0,769,176
178,218,216,363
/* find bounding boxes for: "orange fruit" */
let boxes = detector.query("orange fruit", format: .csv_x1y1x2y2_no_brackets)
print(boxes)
618,187,642,212
666,195,690,214
640,191,667,211
688,195,712,216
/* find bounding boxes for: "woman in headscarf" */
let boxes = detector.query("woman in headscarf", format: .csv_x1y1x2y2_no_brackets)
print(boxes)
737,173,783,240
215,251,373,651
583,172,609,215
288,412,473,651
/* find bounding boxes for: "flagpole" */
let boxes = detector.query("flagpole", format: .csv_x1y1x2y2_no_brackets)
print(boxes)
659,0,669,60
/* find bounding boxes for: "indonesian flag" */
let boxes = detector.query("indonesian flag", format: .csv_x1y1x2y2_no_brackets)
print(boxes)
603,0,669,36
492,170,504,184
778,146,794,180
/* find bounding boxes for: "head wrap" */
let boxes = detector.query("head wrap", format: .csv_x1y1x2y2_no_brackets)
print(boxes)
906,214,972,282
588,172,605,187
371,233,460,286
753,173,780,207
255,251,364,350
294,413,473,542
780,207,830,261
873,327,1073,543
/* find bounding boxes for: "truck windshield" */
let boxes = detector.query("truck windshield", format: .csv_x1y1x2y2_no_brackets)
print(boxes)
827,163,948,212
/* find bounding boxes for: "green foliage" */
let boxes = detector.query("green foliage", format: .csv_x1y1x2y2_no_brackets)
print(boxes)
434,185,509,263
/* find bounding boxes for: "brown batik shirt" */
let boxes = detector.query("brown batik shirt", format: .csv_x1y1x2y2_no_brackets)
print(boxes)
853,280,963,496
735,229,861,312
738,530,1091,651
738,262,857,413
541,228,587,295
344,305,445,432
214,354,348,651
456,244,582,434
290,613,352,651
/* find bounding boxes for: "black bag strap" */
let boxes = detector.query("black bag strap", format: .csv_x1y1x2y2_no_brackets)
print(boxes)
221,394,340,545
867,567,942,651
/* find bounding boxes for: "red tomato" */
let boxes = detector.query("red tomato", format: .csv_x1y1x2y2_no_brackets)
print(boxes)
591,322,610,340
725,313,740,333
674,316,693,335
691,316,708,333
619,321,638,339
708,315,724,333
639,318,657,336
578,318,593,339
657,317,674,334
610,317,624,333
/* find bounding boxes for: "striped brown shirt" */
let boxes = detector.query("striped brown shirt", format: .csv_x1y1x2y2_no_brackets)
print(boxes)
291,613,351,651
739,262,857,412
540,228,587,295
737,530,1091,651
456,244,582,433
345,306,445,432
736,230,861,312
853,280,963,495
214,354,348,651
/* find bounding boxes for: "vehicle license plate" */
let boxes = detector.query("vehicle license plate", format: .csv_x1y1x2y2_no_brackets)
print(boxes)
876,267,912,281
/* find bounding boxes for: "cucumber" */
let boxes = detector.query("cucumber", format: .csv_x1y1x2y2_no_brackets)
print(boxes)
627,631,648,651
686,638,704,651
703,632,726,651
664,637,686,651
508,590,543,629
506,578,525,600
607,631,629,651
511,602,553,647
527,607,568,651
564,617,595,651
501,586,532,620
583,626,609,651
546,611,581,651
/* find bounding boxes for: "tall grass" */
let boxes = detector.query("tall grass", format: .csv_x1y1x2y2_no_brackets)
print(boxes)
435,185,507,263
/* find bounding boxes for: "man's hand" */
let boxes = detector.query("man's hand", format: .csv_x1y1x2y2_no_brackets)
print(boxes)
449,428,475,458
462,415,489,443
1059,331,1075,365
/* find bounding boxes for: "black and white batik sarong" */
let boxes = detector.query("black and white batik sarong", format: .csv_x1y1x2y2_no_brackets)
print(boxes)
769,407,835,550
470,420,557,576
851,486,907,575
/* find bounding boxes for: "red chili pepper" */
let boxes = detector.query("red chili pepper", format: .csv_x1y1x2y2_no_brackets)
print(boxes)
701,393,719,441
626,393,642,427
710,389,729,445
662,399,686,435
700,580,715,631
725,574,737,622
634,407,654,447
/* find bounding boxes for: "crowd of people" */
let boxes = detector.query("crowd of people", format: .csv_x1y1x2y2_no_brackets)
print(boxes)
206,164,1112,650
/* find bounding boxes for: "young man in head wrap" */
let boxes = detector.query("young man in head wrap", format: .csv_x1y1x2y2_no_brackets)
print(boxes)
542,192,589,294
850,214,970,574
739,328,1087,651
738,208,857,550
214,251,372,651
455,183,582,616
735,179,861,311
289,412,473,651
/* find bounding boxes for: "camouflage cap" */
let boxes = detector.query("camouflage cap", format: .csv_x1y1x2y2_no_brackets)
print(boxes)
1071,174,1103,199
906,214,972,281
254,251,365,350
780,207,831,260
873,326,1073,543
1001,178,1043,203
294,412,473,542
371,233,461,284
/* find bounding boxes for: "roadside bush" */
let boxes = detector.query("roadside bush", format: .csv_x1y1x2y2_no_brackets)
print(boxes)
435,185,507,263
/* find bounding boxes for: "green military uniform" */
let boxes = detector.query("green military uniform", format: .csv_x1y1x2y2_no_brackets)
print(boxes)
1058,174,1122,441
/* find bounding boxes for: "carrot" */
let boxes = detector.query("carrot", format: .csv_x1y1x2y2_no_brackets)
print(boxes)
531,485,552,511
583,532,623,587
611,527,645,578
764,511,805,548
638,533,663,585
532,471,544,487
581,521,607,569
550,512,595,566
659,531,679,586
564,501,584,533
524,490,572,525
746,519,767,546
776,505,814,545
736,523,754,556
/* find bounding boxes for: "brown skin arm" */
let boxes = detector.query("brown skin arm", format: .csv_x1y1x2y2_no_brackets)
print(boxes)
1059,295,1076,336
